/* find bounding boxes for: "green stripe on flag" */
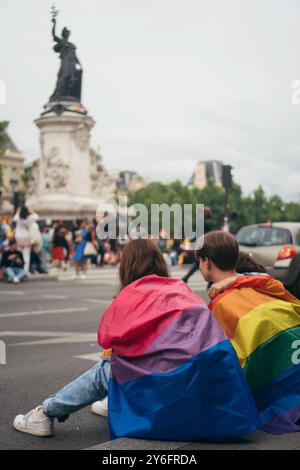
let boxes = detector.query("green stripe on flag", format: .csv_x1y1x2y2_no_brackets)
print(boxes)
243,325,300,393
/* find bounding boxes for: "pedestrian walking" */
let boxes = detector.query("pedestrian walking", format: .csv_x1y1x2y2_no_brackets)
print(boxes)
52,226,69,270
73,220,88,279
13,206,39,273
84,230,98,266
41,226,53,266
182,206,212,283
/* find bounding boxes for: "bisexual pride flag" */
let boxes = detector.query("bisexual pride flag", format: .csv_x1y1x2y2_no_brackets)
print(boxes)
209,275,300,434
98,275,258,441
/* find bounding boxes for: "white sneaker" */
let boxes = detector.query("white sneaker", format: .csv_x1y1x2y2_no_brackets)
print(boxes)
79,273,87,280
91,397,108,417
13,406,54,437
13,277,20,284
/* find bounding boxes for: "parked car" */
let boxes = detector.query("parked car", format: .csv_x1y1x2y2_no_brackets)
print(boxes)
236,222,300,298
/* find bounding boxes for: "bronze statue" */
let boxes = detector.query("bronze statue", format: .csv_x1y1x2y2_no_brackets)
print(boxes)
50,6,82,102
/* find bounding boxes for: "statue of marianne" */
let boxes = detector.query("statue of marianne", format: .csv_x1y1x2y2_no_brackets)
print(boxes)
50,15,83,103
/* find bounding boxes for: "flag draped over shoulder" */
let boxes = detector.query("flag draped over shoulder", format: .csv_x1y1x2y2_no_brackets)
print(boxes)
98,275,258,441
209,275,300,434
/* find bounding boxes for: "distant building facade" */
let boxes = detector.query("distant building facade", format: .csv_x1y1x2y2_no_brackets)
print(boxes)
189,160,222,189
0,133,25,214
117,170,150,194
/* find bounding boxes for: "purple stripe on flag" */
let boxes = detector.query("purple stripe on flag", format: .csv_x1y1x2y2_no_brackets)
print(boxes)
111,304,227,384
262,404,300,434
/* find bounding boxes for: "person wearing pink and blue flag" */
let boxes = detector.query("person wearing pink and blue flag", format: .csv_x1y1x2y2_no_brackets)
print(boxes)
13,239,258,441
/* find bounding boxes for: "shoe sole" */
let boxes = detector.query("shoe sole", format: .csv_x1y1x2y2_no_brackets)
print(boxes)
13,421,54,437
91,407,108,417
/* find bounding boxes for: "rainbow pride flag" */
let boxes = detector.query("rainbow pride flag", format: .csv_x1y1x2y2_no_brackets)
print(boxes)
209,274,300,434
98,275,258,441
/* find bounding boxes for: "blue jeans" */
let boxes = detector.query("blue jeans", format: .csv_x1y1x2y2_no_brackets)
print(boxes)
43,359,110,422
6,267,27,281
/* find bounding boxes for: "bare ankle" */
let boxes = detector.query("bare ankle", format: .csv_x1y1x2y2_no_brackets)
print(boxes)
38,408,48,419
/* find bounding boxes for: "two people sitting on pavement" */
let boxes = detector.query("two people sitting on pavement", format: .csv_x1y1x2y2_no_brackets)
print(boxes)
0,239,27,284
13,232,300,440
13,238,258,440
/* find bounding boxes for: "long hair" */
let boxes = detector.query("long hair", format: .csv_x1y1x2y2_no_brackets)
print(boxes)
19,206,29,220
236,252,266,274
119,239,169,289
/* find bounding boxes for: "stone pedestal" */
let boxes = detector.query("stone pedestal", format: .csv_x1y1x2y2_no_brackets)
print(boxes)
26,102,116,220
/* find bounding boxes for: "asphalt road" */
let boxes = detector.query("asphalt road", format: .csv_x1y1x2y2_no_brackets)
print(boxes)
0,267,208,450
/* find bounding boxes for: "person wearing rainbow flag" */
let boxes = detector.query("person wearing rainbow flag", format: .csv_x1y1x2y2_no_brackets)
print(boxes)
13,239,258,441
197,230,300,434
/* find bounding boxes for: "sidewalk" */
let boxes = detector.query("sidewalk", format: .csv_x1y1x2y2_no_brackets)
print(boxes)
1,265,207,288
52,265,207,288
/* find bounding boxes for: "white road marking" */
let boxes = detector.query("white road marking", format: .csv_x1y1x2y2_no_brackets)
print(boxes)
0,307,89,319
41,294,67,300
0,291,25,296
1,331,72,337
57,273,119,282
85,298,112,305
75,352,102,363
0,330,97,346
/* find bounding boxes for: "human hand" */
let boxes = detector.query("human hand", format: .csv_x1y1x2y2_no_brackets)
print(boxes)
208,276,237,299
208,285,219,300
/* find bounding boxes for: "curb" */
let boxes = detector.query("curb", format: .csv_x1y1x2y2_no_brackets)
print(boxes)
0,274,59,284
28,275,59,282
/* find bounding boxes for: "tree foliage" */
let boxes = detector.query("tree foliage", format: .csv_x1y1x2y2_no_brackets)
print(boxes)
128,180,300,234
0,120,9,188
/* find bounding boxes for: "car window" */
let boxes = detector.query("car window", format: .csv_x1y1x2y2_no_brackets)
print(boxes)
296,230,300,246
236,227,293,246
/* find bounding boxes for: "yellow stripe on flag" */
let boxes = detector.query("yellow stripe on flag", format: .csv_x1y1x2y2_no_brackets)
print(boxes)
212,288,277,338
231,300,300,367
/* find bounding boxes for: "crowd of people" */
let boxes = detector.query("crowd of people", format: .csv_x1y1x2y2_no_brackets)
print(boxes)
0,207,126,283
0,205,211,284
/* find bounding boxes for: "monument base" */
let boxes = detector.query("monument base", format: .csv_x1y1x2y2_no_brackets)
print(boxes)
26,102,117,220
26,194,113,220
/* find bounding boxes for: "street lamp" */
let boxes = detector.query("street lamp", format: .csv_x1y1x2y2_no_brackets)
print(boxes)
221,165,233,233
10,169,19,214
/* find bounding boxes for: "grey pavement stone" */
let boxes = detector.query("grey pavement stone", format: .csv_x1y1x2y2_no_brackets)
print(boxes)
87,431,300,451
87,438,187,451
238,430,300,450
27,274,58,282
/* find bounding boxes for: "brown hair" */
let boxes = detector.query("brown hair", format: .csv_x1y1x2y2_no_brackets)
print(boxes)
196,231,239,271
236,252,266,274
119,239,169,289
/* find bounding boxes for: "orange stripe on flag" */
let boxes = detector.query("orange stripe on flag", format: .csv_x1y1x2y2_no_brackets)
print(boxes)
211,288,276,338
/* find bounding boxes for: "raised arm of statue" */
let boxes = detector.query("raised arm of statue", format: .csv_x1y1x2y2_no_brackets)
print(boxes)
51,18,60,43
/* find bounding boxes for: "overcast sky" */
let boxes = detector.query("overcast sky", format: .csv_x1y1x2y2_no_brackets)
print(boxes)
1,0,300,200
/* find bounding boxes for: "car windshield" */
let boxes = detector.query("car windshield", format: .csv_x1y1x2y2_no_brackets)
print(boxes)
236,226,292,247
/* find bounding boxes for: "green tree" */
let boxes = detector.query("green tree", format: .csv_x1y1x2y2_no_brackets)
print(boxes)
0,121,9,188
267,195,285,222
284,202,300,222
128,179,300,236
